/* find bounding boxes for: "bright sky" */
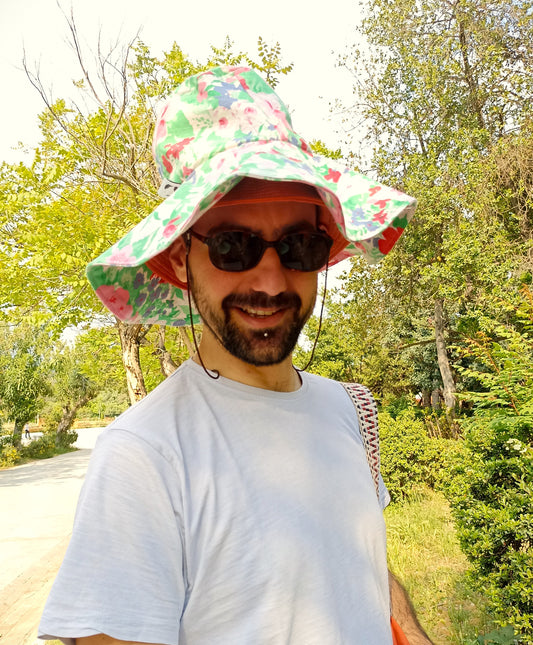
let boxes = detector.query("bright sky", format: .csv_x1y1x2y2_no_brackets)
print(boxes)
0,0,364,164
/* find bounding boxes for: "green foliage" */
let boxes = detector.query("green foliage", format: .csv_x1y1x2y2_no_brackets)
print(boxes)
448,412,533,641
74,327,127,393
447,287,533,641
456,286,533,415
82,388,129,419
0,436,21,467
379,407,462,501
0,430,77,465
381,394,412,420
331,0,533,418
301,257,415,398
0,324,50,443
45,343,98,435
309,140,343,160
20,433,57,459
42,402,66,432
139,325,191,393
54,429,78,449
243,37,293,88
469,625,520,645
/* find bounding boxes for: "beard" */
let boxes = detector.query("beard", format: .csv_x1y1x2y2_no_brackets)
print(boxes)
190,279,316,367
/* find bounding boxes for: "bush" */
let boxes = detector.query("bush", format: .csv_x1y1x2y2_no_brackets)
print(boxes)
20,433,57,460
447,413,533,642
0,442,21,467
0,434,13,448
466,625,520,644
381,394,415,420
379,407,463,502
55,429,78,449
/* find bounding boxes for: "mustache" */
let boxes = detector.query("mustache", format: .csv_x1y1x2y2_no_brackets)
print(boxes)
222,292,302,311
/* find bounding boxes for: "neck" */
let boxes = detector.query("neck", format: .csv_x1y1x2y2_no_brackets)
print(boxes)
194,334,302,392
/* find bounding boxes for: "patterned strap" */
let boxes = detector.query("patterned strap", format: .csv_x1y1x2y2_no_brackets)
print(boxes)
341,382,381,500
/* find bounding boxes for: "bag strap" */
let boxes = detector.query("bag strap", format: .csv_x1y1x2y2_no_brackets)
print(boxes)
341,382,381,500
343,385,414,642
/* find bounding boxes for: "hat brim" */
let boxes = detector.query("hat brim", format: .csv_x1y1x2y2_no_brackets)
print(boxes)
86,140,416,326
145,177,349,290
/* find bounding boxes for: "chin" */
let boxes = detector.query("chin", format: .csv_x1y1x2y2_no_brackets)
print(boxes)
224,327,298,367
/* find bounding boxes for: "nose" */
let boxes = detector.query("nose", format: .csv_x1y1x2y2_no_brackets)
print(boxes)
246,246,290,295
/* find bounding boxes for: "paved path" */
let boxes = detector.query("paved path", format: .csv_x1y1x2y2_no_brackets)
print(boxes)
0,428,103,645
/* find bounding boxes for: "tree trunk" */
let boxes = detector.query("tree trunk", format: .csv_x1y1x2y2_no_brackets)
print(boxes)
156,327,178,377
179,327,195,356
12,420,23,449
434,299,456,417
117,320,148,405
56,391,96,437
458,20,486,131
421,389,431,407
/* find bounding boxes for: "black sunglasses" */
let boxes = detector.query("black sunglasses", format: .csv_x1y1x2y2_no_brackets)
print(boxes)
188,229,333,272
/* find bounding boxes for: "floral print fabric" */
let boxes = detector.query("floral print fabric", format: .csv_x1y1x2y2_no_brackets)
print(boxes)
86,66,417,326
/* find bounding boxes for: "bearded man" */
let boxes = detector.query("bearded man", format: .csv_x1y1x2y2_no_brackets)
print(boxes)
39,66,431,645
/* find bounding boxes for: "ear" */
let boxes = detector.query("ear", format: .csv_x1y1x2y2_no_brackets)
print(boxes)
168,236,189,286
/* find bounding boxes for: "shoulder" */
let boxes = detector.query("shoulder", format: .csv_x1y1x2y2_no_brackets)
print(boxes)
301,371,350,400
104,360,202,436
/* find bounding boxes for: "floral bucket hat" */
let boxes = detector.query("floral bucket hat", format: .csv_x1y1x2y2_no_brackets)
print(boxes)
86,65,417,327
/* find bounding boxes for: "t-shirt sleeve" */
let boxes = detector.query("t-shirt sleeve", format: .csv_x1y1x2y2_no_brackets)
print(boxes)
38,429,186,645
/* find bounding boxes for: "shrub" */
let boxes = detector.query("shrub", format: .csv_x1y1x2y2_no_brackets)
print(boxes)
0,443,21,467
20,433,57,460
379,407,462,502
55,429,78,449
381,394,414,420
448,287,533,641
0,434,13,449
466,625,520,644
447,413,533,642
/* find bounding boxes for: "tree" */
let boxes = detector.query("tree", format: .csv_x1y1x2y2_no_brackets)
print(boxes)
299,257,415,399
73,326,130,418
0,324,50,447
334,0,533,415
2,13,294,404
46,345,98,444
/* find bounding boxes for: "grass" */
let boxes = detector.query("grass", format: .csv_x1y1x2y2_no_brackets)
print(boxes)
385,488,496,644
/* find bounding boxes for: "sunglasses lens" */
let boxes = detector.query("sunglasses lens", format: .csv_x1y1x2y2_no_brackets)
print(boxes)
208,232,263,271
279,233,333,271
206,231,333,272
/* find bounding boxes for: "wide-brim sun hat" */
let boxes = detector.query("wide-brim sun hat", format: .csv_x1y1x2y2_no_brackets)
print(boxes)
86,65,417,327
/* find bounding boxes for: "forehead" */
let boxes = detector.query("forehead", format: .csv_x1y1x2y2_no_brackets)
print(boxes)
196,201,318,235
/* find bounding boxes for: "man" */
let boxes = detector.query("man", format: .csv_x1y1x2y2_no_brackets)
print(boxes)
39,66,429,644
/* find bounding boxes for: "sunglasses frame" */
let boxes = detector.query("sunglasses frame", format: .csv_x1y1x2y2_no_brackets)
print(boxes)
187,228,333,272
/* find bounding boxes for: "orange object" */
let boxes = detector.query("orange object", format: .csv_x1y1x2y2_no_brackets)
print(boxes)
146,178,348,290
391,616,410,645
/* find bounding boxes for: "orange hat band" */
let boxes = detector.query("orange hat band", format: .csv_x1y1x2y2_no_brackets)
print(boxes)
146,178,348,289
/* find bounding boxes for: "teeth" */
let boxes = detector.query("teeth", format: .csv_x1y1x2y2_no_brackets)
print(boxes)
243,307,276,317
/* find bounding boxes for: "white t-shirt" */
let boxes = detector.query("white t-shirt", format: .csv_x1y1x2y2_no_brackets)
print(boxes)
39,360,392,645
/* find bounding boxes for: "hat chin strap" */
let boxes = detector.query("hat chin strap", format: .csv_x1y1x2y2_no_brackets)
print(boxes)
184,233,328,379
296,260,328,373
185,235,220,380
